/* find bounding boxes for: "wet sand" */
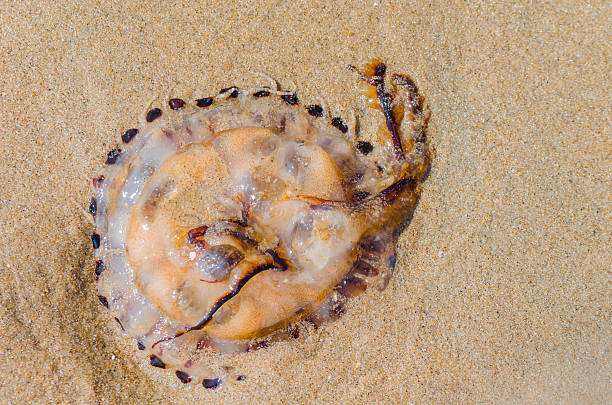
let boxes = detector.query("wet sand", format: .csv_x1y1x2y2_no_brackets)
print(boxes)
0,1,610,403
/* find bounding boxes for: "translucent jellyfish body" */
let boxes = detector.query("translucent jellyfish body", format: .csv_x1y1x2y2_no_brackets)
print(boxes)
90,61,431,387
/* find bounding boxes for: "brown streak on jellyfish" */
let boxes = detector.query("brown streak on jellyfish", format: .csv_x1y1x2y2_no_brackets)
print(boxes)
90,60,431,386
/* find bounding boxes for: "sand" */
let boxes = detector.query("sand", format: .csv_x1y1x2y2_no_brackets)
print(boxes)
0,1,609,403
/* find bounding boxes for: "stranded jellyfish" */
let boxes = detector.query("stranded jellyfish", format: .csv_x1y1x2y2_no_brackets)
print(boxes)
89,60,431,386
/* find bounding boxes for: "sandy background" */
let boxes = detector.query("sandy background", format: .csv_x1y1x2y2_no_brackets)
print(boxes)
0,0,609,403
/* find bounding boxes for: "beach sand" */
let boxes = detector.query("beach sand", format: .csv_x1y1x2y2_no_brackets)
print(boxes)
0,1,609,403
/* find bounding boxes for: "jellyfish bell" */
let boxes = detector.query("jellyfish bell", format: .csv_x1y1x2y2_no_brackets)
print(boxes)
90,60,431,386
